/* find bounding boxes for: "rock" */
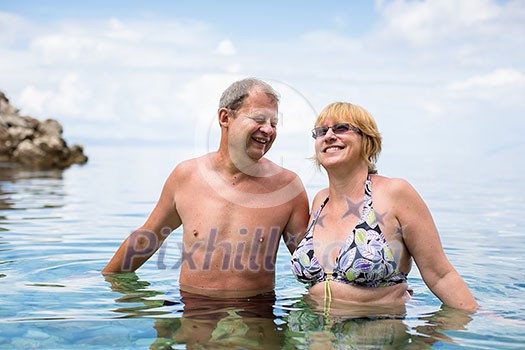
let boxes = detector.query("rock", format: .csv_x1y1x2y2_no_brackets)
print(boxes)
0,91,87,168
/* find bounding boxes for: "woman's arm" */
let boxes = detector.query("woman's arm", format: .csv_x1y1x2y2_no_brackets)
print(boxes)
392,178,478,312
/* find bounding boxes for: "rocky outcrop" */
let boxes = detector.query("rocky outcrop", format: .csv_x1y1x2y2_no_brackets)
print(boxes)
0,91,88,169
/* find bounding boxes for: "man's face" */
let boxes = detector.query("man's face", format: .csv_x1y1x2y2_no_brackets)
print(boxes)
228,90,279,162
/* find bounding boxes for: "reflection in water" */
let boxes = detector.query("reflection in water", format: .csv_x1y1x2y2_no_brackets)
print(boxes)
285,298,474,349
0,163,65,282
0,162,64,211
156,290,283,349
414,306,474,347
106,273,284,349
104,273,167,318
106,273,475,349
285,298,412,349
0,162,64,181
286,297,472,349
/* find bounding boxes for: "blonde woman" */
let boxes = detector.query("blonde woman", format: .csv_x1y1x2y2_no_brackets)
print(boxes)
291,102,478,313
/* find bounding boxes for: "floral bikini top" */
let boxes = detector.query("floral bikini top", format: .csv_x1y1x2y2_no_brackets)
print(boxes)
291,177,407,288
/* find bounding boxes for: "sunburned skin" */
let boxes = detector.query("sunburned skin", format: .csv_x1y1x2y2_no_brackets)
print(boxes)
102,82,310,298
174,154,303,294
292,176,414,306
308,280,411,306
112,152,308,296
293,102,478,312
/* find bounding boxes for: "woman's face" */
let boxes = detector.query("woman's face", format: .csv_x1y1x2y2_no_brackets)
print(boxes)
313,117,363,170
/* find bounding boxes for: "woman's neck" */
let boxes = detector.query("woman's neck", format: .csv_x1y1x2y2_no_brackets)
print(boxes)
326,164,369,203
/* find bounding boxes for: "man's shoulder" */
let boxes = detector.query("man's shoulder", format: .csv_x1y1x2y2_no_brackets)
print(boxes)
260,159,306,202
173,154,211,171
168,154,209,182
261,158,299,180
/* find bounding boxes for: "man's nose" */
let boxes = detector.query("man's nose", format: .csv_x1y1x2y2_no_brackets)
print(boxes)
260,120,275,134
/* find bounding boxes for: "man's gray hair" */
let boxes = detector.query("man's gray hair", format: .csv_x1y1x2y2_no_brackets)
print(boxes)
219,78,280,111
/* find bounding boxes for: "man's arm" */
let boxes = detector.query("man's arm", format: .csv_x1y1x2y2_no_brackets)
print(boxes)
102,169,182,274
282,178,309,253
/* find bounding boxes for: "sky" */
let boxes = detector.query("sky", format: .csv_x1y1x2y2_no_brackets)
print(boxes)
1,0,524,179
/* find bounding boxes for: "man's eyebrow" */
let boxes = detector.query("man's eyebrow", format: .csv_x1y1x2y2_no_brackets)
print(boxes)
249,113,278,120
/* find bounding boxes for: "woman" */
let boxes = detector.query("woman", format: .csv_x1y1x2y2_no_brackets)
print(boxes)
291,102,478,313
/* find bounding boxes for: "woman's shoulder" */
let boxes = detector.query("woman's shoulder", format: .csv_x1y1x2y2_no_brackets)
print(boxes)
370,174,415,197
311,188,329,207
314,187,329,198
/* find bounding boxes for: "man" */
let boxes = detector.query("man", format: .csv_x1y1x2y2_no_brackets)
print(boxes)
102,78,309,298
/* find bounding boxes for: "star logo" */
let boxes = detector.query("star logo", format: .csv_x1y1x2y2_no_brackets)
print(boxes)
374,209,388,226
341,197,363,220
394,224,409,237
316,213,327,228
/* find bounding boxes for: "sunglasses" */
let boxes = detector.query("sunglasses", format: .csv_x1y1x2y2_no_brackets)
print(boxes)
311,123,361,139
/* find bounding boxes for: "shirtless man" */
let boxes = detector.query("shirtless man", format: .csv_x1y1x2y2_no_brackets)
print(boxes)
102,78,309,297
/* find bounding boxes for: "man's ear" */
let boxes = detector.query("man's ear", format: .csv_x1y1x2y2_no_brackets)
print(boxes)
218,108,231,127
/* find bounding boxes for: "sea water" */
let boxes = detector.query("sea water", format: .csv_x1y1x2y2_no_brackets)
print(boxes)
1,144,524,349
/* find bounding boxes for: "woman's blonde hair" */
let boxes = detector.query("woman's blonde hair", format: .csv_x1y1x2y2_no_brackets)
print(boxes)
314,102,382,174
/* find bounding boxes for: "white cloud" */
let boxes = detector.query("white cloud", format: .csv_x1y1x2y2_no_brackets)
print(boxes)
301,30,361,52
422,102,445,119
215,39,236,56
30,33,105,63
444,68,525,109
0,0,524,161
0,14,250,143
448,68,525,90
106,17,142,41
19,73,90,118
21,16,219,69
176,74,241,152
376,0,500,45
18,86,53,115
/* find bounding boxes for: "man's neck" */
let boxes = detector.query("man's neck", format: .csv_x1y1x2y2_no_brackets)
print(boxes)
213,149,270,178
